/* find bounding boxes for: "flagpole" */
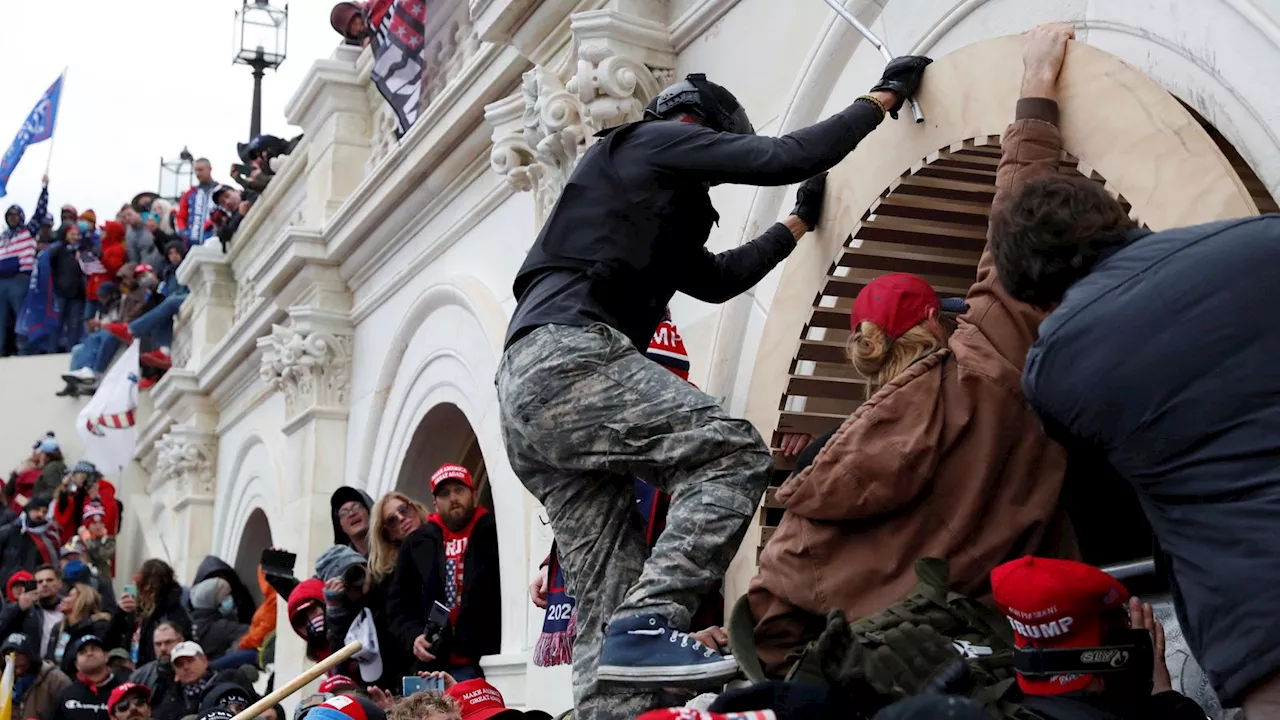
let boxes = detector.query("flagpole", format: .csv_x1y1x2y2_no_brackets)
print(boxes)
44,67,67,175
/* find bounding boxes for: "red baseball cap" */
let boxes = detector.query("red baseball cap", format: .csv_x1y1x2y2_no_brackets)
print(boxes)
991,556,1130,696
431,464,475,495
108,683,152,713
850,273,941,339
445,679,551,720
636,710,776,720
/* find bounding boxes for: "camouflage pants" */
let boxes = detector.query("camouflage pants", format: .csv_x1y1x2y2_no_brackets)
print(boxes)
497,324,772,720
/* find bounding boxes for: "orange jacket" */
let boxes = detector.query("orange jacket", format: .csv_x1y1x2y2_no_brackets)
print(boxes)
240,567,278,650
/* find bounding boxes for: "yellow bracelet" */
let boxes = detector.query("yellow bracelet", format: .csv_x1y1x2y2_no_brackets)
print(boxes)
856,94,887,118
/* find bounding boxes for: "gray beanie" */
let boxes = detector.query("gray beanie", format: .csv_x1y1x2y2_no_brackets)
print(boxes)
314,545,366,582
190,577,232,610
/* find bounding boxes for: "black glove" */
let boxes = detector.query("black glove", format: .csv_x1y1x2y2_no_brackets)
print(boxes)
870,56,933,119
791,172,828,231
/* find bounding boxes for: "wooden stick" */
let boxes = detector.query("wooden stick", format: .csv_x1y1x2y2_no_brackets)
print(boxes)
230,641,363,720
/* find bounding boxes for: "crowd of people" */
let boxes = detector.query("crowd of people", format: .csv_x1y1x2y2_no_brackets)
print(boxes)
0,132,301,394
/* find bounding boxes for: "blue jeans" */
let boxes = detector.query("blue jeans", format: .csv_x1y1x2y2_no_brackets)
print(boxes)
70,331,121,374
58,296,85,351
0,273,30,357
83,300,98,320
129,295,184,349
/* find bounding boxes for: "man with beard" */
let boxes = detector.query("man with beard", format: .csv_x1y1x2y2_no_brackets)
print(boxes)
52,636,122,720
388,465,499,681
0,498,64,585
0,562,66,658
330,487,373,557
128,621,184,712
107,684,152,720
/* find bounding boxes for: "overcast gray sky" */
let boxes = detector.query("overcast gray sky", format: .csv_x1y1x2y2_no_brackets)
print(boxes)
0,0,340,221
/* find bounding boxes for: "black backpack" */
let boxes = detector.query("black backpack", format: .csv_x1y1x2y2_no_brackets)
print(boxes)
730,558,1046,719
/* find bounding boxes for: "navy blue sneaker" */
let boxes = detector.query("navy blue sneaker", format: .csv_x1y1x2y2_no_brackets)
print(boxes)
596,614,739,689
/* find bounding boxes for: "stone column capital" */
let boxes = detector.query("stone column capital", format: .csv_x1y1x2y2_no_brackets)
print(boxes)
258,314,354,429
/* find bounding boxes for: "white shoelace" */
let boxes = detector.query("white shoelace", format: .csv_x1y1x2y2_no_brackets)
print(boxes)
668,629,717,658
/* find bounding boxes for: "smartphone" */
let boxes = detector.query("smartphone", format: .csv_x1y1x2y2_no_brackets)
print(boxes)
402,676,428,696
123,584,137,597
427,601,450,629
261,548,297,574
22,580,36,593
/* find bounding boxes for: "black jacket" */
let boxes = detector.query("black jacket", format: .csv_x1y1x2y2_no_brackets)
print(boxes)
52,615,115,676
325,578,408,690
507,99,886,350
189,607,248,662
152,669,248,720
117,583,191,666
387,510,500,666
47,240,86,300
50,671,123,720
190,555,256,625
0,517,61,586
0,602,64,660
1023,217,1280,706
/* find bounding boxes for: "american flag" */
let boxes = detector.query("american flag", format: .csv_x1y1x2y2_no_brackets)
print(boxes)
370,0,428,137
77,251,106,276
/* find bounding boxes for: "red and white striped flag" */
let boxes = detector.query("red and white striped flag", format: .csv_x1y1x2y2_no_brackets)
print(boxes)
76,341,140,474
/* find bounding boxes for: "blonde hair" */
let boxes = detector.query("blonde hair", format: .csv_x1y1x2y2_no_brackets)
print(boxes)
65,582,110,626
388,691,460,720
850,321,944,398
368,492,431,582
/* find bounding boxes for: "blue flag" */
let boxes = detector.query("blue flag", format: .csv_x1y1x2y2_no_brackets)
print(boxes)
0,75,63,198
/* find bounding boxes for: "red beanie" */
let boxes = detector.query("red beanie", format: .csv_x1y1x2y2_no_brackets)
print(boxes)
6,571,32,602
286,578,325,622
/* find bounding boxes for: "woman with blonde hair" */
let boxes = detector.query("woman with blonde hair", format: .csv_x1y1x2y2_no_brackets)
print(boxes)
52,582,114,674
745,34,1084,675
368,492,429,585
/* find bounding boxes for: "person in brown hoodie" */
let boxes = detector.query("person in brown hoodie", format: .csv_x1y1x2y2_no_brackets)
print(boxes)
6,630,73,720
746,24,1081,675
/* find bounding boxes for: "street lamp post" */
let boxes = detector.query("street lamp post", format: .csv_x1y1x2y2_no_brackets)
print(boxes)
234,0,289,140
159,147,195,204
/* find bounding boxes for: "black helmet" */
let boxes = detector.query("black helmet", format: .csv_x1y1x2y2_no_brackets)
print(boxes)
644,73,754,135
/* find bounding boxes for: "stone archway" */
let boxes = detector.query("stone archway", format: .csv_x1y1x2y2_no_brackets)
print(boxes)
232,509,272,602
738,33,1262,595
396,402,493,513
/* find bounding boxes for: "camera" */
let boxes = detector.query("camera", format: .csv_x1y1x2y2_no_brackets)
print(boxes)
342,564,368,591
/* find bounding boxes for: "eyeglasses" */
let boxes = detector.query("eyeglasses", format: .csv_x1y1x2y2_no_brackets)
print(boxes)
113,697,147,714
337,503,366,519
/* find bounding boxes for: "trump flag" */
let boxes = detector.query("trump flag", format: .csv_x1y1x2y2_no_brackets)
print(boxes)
0,74,63,198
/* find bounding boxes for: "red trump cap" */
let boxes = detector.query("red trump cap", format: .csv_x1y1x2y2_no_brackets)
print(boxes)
991,556,1130,696
431,464,475,495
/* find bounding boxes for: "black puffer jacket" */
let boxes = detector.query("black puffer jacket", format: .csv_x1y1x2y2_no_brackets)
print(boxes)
387,509,500,667
47,240,86,300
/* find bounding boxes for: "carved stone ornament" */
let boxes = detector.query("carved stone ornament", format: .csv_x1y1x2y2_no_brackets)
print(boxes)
258,324,353,417
568,44,665,132
483,11,673,228
154,431,216,498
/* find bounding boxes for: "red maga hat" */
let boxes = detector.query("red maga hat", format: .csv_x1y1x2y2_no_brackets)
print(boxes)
430,464,475,495
991,556,1130,696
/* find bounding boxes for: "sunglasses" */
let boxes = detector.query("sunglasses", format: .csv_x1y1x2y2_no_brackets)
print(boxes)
385,503,415,521
113,697,147,714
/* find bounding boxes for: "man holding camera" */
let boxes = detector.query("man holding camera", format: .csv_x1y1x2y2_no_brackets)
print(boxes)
387,464,499,682
314,544,407,690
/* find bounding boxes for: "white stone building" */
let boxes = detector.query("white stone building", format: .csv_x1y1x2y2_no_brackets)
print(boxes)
7,0,1280,715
